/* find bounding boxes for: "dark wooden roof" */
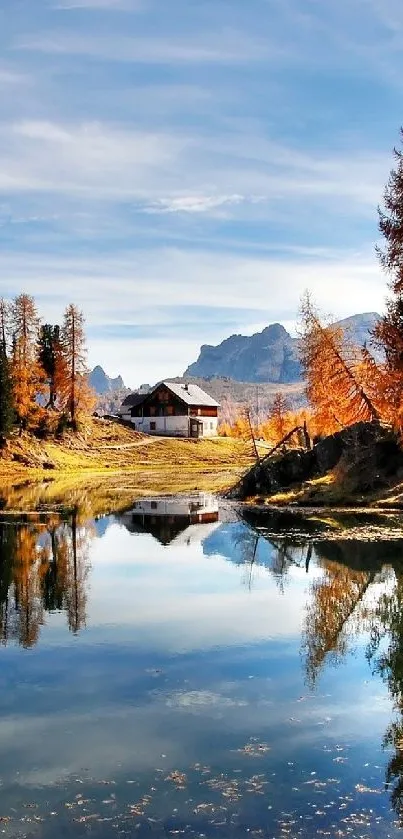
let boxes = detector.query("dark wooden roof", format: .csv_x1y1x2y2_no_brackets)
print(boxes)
121,393,148,408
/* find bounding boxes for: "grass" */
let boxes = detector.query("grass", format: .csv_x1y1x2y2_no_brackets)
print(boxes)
0,418,255,514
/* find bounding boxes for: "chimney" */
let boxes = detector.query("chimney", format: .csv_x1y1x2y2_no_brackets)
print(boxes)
184,382,189,392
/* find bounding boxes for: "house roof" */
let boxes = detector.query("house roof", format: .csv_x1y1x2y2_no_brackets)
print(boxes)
120,381,220,411
162,381,220,407
121,392,147,408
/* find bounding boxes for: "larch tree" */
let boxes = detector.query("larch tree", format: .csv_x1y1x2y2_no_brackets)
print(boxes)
10,294,45,431
298,292,378,434
60,304,94,426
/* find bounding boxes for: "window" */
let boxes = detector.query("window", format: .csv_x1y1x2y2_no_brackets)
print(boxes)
210,422,214,430
149,406,156,416
166,405,174,416
151,501,158,509
150,421,156,431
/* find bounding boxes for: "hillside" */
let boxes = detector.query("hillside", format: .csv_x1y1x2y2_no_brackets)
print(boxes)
0,419,253,502
184,312,380,384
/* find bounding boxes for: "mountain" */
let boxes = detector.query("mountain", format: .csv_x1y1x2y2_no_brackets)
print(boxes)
184,312,380,384
90,365,125,395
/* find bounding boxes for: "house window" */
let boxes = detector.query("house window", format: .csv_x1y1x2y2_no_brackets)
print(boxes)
149,406,156,416
150,421,156,431
151,501,157,509
166,405,174,416
210,422,213,430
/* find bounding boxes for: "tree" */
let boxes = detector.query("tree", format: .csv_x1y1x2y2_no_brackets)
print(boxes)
38,324,66,409
10,294,40,365
298,293,378,434
60,305,95,425
10,294,45,431
371,130,403,425
0,349,14,442
0,298,9,356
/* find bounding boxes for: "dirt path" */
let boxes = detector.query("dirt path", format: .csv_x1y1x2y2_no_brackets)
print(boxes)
100,436,163,451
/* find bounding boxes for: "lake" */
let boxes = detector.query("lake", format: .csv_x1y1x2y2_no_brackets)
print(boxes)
1,492,403,837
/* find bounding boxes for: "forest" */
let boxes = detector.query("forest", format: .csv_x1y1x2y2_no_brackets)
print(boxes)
0,295,94,441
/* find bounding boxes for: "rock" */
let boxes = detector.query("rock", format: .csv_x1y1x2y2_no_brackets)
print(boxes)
228,421,402,500
185,313,380,384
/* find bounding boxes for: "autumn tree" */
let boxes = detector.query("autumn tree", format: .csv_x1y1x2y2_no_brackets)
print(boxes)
298,292,378,435
60,305,94,426
10,294,45,430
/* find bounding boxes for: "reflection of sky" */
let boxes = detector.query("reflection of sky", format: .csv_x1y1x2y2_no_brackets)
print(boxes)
0,516,399,835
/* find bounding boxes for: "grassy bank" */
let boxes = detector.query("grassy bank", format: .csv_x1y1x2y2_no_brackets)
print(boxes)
0,418,254,514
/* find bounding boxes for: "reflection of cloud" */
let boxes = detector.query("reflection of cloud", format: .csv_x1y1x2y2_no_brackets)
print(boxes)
165,690,248,709
87,524,306,651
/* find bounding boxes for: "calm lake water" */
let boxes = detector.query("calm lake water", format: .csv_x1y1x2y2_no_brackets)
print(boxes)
2,493,403,837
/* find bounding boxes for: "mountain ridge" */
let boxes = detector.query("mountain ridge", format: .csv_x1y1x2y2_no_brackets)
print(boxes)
184,312,380,384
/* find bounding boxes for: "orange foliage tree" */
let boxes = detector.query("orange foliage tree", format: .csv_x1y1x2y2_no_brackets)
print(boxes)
10,294,46,430
298,292,378,435
60,304,95,425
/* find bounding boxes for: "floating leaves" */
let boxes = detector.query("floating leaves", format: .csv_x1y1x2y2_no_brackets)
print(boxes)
236,738,271,757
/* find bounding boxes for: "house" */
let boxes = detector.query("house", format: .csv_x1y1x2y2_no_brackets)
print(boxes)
119,381,220,438
119,493,219,545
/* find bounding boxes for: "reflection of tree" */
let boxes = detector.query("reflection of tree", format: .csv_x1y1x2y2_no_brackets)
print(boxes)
367,572,403,823
0,508,92,647
303,559,375,689
234,517,312,592
0,523,16,644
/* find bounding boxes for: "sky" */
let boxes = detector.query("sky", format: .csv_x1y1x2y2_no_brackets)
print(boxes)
0,0,402,386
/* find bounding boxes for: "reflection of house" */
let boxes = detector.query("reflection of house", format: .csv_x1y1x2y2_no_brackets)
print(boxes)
120,493,220,545
119,381,220,438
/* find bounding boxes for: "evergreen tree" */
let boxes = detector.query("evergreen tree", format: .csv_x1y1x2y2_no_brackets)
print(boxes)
38,324,63,409
374,129,403,373
0,349,14,443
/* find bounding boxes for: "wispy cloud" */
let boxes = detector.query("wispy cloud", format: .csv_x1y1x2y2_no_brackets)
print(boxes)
144,195,261,215
16,31,277,64
53,0,143,10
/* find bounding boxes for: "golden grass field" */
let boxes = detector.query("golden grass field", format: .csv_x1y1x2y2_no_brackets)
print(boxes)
0,418,254,514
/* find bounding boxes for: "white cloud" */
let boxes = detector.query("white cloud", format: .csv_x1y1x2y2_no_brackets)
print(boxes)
0,246,385,383
145,194,252,214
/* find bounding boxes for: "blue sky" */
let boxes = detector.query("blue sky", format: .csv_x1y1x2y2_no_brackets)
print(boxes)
0,0,401,386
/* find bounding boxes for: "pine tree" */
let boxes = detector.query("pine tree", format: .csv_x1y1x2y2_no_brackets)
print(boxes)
373,129,403,386
0,349,14,443
38,324,65,409
0,299,9,357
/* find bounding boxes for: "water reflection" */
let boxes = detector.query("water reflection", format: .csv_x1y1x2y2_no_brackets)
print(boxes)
119,493,219,545
3,496,403,832
0,510,91,647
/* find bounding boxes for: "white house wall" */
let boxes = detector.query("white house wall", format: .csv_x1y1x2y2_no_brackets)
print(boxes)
127,415,219,438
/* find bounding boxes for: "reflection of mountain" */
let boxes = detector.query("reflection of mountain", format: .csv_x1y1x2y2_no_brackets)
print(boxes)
93,516,112,539
119,494,219,546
